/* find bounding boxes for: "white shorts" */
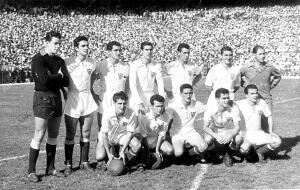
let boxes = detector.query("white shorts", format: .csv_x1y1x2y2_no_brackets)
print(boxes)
64,91,98,118
98,132,130,146
244,130,278,146
172,128,201,144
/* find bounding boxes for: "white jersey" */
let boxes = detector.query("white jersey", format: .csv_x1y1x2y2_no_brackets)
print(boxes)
203,105,241,133
168,60,201,97
129,59,165,108
65,56,96,92
236,99,271,136
96,58,129,112
101,107,137,144
169,99,206,135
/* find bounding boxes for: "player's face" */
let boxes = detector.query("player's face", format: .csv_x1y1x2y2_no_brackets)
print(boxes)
151,100,165,116
254,48,266,63
110,45,121,60
46,37,61,54
179,48,190,63
221,50,233,65
114,99,127,115
76,40,89,56
246,88,259,104
217,93,230,108
141,45,153,60
181,88,193,104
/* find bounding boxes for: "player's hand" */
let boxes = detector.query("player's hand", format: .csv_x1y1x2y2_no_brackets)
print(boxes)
138,103,146,115
215,135,224,144
107,153,115,165
58,67,64,78
222,134,232,144
118,151,126,165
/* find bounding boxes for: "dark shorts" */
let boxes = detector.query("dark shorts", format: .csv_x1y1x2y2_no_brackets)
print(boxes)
33,91,62,119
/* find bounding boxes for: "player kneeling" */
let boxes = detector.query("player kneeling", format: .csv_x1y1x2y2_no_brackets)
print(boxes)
169,84,207,164
236,84,281,163
136,94,174,170
95,91,141,175
203,88,241,167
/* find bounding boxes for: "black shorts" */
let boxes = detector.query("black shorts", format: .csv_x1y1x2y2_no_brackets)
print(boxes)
33,91,62,119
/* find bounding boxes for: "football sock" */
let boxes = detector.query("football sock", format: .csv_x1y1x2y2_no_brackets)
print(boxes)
65,144,74,164
46,143,56,171
187,146,202,156
81,142,90,163
256,145,271,155
28,147,39,174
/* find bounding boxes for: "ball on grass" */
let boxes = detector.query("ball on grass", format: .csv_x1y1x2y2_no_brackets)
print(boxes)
108,158,125,176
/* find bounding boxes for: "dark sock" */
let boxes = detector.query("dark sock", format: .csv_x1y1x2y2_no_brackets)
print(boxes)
46,143,56,171
126,148,138,167
81,142,90,163
28,147,39,174
79,141,84,163
256,145,271,155
65,144,74,164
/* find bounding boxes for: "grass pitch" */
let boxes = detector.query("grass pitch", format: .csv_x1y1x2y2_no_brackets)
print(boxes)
0,79,300,190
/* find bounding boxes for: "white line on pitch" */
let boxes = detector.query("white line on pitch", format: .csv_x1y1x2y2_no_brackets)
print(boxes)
188,164,209,190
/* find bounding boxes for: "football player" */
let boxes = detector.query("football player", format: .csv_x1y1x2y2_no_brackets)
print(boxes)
236,84,281,163
95,91,141,172
129,41,165,114
203,88,241,167
169,83,207,163
28,31,69,182
63,36,98,176
168,43,201,101
136,94,174,169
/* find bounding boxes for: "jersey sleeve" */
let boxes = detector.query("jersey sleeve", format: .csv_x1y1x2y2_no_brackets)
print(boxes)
205,66,215,87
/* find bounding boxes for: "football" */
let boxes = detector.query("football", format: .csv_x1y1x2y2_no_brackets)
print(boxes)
107,158,125,176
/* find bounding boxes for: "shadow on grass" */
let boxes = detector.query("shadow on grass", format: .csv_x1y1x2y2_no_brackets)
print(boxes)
266,135,300,160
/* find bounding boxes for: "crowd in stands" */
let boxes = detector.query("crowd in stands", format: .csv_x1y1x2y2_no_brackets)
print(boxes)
1,4,300,83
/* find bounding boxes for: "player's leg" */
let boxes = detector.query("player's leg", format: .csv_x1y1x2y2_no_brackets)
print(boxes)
203,133,218,164
79,113,94,170
97,112,102,131
124,136,142,168
46,116,64,176
28,117,47,182
171,134,185,157
64,115,79,176
160,140,174,156
185,130,207,156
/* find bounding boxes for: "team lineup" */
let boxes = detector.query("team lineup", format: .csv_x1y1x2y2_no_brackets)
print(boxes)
27,30,282,183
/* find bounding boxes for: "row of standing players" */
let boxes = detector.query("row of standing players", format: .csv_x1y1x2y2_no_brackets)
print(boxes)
28,30,282,182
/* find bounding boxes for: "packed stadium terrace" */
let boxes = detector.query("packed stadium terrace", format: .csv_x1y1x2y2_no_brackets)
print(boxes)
1,5,300,83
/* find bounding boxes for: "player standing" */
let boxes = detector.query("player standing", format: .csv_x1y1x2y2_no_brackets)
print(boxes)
129,41,165,114
240,45,281,112
28,31,69,182
205,46,240,113
169,84,207,162
203,88,241,167
168,43,201,101
63,36,98,176
95,91,141,172
236,84,281,163
92,41,129,131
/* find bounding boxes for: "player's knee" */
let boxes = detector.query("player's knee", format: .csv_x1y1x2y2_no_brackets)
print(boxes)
195,142,207,152
161,145,174,156
30,139,41,150
240,143,251,154
235,135,243,145
271,136,281,149
47,137,57,145
130,138,141,153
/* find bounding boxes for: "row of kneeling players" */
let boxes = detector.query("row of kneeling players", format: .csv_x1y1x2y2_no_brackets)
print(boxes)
27,31,281,182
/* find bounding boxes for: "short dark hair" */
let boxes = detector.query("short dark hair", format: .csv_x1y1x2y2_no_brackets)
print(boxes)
73,36,88,48
180,83,193,93
221,46,233,54
215,88,229,98
113,91,128,102
150,94,165,105
140,41,153,50
177,43,190,52
244,84,258,94
107,41,121,51
45,31,61,42
252,45,264,53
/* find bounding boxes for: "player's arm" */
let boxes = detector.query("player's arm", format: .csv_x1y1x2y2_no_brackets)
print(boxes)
119,131,133,163
267,115,274,134
155,64,166,98
61,87,68,101
90,70,101,104
102,132,113,161
270,66,282,89
192,73,201,86
129,63,144,111
156,133,164,154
